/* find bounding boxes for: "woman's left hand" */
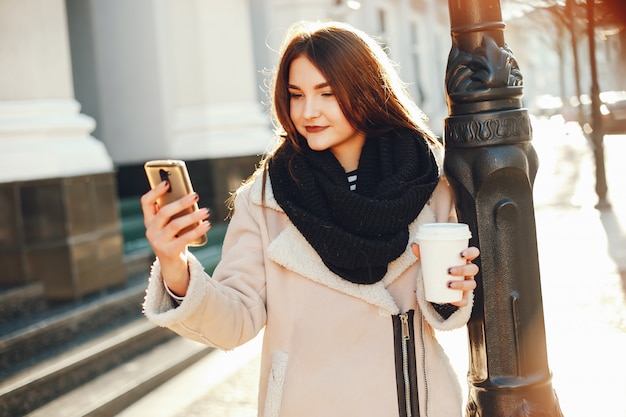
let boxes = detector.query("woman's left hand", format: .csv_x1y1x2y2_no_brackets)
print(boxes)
411,243,479,307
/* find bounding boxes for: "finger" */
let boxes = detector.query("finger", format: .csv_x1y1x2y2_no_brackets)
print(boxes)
148,192,200,234
147,214,208,261
155,216,211,257
141,181,169,224
157,192,200,220
449,281,476,307
179,218,212,243
450,278,477,291
447,277,477,291
460,246,480,262
410,242,421,259
447,263,479,277
165,207,211,238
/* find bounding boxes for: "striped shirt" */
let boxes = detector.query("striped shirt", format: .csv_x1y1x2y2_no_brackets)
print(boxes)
346,170,358,191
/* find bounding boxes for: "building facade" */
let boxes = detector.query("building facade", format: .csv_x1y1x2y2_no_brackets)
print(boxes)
0,0,453,300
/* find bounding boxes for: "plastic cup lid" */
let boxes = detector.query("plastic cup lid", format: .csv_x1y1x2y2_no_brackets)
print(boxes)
415,223,472,240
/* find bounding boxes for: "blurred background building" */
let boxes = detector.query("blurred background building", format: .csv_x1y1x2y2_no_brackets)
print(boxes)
0,0,623,302
0,0,456,300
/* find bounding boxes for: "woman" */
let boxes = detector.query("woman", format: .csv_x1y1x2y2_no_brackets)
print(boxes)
141,21,479,417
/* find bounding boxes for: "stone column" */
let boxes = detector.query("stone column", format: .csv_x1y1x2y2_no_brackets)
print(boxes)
68,0,273,221
0,0,125,300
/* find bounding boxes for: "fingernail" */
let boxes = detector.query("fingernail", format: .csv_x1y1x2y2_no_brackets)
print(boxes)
447,281,453,288
447,267,453,275
460,250,467,258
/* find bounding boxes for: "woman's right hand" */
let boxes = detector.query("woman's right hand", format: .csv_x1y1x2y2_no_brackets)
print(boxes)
140,181,211,296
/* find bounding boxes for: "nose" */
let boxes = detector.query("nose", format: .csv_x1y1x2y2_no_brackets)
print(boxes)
303,97,320,120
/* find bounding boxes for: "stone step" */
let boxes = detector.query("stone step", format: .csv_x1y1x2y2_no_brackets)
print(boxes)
0,318,181,417
0,277,147,380
0,216,225,417
23,336,212,417
0,282,47,326
124,251,157,280
119,196,152,255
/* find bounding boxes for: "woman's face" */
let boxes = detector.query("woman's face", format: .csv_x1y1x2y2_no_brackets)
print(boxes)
288,55,365,172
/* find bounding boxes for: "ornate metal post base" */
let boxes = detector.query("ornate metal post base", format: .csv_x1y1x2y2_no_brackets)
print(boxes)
444,1,563,416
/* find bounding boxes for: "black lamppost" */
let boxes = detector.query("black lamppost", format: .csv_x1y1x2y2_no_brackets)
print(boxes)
444,0,563,415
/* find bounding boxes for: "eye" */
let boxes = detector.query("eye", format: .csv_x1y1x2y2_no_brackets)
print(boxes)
288,90,303,98
321,90,334,97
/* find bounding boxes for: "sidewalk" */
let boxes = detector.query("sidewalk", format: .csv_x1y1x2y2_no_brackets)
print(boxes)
530,119,626,416
118,117,626,417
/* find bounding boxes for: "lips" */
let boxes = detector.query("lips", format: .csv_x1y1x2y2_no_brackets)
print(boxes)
305,125,327,133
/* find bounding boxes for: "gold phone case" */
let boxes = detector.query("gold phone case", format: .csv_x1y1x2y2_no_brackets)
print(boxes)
144,160,208,247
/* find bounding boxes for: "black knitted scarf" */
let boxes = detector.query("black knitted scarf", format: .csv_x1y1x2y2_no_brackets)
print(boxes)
268,129,440,285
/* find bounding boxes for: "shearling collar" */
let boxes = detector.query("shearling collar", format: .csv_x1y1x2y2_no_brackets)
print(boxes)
244,172,437,315
248,171,282,212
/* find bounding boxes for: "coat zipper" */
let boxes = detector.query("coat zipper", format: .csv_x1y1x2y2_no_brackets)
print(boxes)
418,313,428,417
393,310,420,417
401,314,412,416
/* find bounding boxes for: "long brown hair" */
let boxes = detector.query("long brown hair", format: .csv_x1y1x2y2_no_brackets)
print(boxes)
228,21,440,213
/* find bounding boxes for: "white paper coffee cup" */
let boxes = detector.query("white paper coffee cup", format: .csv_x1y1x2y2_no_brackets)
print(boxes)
416,223,472,303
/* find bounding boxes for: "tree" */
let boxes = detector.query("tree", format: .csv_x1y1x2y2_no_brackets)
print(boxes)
503,0,619,206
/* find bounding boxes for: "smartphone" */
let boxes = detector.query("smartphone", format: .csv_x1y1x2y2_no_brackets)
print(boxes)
144,159,208,247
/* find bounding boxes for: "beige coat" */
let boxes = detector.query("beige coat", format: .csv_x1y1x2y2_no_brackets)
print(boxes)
143,173,473,417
